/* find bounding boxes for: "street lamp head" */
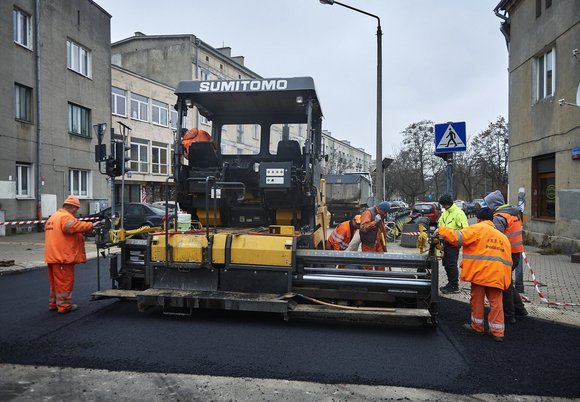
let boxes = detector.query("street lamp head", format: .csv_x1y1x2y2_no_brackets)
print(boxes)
319,0,335,4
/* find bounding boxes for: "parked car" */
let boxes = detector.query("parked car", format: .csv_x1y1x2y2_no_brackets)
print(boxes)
151,200,182,213
98,203,172,230
472,198,484,207
411,202,441,225
454,200,467,214
388,200,408,211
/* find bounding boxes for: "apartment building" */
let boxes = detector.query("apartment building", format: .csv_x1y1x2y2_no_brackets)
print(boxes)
322,130,373,175
0,0,111,234
110,65,199,204
495,0,580,252
111,34,260,152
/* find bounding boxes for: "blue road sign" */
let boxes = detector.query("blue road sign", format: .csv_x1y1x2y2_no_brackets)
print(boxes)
435,122,467,153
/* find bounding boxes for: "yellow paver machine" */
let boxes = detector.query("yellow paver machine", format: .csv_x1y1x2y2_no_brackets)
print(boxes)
93,77,439,326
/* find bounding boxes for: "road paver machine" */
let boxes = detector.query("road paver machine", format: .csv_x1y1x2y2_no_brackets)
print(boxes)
94,77,439,325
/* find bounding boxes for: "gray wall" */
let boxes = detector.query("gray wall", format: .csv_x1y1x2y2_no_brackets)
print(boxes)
504,0,580,250
0,0,111,227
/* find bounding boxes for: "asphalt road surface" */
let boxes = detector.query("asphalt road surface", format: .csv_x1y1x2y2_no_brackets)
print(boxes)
1,260,579,399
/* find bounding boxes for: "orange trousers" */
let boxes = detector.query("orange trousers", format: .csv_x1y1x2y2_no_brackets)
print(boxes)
470,283,505,338
47,263,75,313
361,243,385,271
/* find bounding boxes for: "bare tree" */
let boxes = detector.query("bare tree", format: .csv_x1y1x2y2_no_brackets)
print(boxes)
470,116,509,195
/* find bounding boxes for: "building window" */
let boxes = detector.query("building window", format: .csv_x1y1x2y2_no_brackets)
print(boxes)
170,109,179,129
130,93,149,122
67,40,91,77
16,163,32,198
152,100,169,126
536,48,555,101
69,169,90,198
200,70,210,81
532,154,555,220
112,87,127,116
15,84,32,122
252,125,260,140
151,142,168,174
130,138,149,173
68,103,91,137
13,9,32,49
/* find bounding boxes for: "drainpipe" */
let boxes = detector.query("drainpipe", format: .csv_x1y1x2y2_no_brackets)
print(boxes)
35,0,43,224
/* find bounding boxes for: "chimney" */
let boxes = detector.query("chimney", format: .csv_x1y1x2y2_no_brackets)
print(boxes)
217,47,232,57
232,56,245,66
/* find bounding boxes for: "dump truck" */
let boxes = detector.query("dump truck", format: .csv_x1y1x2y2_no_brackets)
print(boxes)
323,173,373,224
93,77,439,326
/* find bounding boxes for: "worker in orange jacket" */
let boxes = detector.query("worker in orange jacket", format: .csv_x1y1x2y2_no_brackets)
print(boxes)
359,201,390,270
484,190,529,323
181,128,213,159
327,215,361,251
436,207,513,342
44,195,99,314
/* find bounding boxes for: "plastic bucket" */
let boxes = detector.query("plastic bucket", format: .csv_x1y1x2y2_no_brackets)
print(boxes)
177,213,191,231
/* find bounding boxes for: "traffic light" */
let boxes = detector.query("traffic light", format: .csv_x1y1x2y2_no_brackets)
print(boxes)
105,157,118,177
105,141,130,177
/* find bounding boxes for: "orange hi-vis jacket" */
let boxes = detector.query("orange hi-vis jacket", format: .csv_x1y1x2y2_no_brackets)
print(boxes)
181,128,213,159
438,220,513,291
359,207,386,250
44,208,94,264
327,220,357,250
495,207,524,253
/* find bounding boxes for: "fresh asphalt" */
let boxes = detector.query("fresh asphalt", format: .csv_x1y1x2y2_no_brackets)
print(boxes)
0,259,579,399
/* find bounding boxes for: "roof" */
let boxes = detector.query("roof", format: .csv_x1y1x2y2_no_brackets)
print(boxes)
175,77,323,123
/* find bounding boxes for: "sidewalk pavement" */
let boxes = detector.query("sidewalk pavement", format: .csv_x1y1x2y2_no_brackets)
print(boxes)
1,230,579,327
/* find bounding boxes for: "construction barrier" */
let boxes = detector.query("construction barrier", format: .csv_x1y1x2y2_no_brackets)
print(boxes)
520,251,580,308
0,216,99,226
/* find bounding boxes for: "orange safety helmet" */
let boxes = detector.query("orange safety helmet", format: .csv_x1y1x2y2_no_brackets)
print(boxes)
353,215,361,225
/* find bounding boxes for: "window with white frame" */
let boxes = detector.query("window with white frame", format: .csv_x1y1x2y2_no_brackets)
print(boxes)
152,100,169,126
15,83,32,122
69,169,90,198
130,93,148,121
67,40,91,77
16,163,32,197
112,87,127,116
536,47,555,101
68,102,91,137
130,138,149,173
170,109,179,129
151,142,168,174
13,9,32,49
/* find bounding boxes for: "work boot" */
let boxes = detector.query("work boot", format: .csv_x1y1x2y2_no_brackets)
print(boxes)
440,284,460,294
462,323,484,336
491,335,504,342
505,316,516,324
58,304,78,314
516,311,529,321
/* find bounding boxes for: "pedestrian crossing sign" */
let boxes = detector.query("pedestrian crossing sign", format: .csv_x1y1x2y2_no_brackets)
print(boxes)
435,122,466,153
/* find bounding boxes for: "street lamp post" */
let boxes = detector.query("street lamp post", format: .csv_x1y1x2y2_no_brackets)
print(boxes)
319,0,383,202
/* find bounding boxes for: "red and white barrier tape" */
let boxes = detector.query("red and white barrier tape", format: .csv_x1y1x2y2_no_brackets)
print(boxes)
521,251,579,307
402,232,421,236
0,216,99,226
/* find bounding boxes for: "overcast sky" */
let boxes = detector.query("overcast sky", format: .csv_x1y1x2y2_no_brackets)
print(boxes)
96,0,508,159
